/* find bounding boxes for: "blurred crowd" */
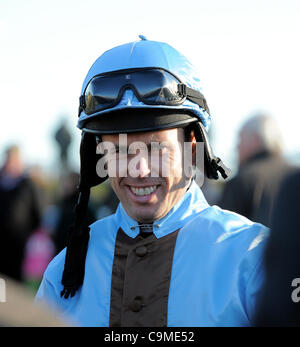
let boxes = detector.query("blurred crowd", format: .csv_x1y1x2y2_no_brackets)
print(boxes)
0,112,299,326
205,112,300,326
0,121,119,294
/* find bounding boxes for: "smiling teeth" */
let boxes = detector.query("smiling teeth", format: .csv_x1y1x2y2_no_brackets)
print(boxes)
131,185,157,196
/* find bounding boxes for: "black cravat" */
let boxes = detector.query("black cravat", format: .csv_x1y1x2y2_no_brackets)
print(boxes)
138,223,153,238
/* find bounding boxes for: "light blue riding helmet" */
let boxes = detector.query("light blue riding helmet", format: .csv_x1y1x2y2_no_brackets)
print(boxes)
77,35,211,132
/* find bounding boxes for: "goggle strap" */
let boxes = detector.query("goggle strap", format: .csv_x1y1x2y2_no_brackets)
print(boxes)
185,86,210,115
178,84,210,115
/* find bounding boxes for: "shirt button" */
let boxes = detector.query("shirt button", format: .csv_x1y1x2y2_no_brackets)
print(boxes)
130,296,144,312
135,245,148,257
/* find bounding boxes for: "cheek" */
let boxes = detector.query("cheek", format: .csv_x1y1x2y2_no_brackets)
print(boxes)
155,148,184,179
108,178,121,198
169,149,184,180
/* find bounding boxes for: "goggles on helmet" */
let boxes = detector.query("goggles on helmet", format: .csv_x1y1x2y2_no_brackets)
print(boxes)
78,67,210,117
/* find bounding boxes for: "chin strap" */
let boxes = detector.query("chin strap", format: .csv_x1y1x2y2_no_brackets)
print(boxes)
61,188,90,299
210,157,231,180
194,121,231,180
61,131,108,299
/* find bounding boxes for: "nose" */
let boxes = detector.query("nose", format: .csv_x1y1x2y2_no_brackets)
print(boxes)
136,155,151,178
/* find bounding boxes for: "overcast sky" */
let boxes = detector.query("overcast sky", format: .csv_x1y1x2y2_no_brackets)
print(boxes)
1,0,299,173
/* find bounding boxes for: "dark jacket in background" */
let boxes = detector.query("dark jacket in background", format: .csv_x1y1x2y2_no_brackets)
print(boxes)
254,169,300,326
218,151,294,227
0,174,41,281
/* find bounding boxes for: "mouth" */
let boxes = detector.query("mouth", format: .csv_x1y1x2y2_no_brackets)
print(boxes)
125,184,160,203
130,185,158,196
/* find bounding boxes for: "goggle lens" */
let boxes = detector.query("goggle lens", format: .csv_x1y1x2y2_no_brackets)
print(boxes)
83,69,184,114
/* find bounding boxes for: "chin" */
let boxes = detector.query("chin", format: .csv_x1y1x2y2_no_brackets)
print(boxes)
134,213,157,223
131,208,162,223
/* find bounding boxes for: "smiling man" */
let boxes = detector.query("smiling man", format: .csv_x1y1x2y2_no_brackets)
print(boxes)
36,37,269,327
101,128,191,224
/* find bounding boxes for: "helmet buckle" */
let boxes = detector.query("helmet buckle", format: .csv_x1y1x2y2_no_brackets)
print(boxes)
177,83,187,97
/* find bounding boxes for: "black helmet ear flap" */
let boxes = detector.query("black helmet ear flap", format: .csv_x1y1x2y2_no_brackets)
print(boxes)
61,131,108,299
193,121,231,180
78,131,108,190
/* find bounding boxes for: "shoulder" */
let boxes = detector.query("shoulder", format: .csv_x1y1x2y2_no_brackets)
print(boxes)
182,205,269,254
280,168,300,190
220,169,252,197
89,212,117,229
88,213,118,240
242,155,291,178
42,212,118,280
35,249,67,314
40,249,66,294
194,204,268,232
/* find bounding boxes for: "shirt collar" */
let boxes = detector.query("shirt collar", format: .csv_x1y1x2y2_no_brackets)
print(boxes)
115,180,210,239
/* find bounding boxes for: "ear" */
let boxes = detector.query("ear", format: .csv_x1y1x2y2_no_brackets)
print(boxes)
190,130,197,167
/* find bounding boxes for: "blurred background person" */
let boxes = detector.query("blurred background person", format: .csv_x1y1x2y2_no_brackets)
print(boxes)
0,145,42,281
21,216,56,293
52,171,119,255
21,164,60,292
54,118,72,172
52,171,96,254
254,169,300,326
218,113,295,227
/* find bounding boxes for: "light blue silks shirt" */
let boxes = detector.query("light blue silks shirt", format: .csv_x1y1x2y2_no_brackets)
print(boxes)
35,180,268,326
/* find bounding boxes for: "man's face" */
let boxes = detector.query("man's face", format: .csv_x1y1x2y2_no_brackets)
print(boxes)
101,128,192,223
